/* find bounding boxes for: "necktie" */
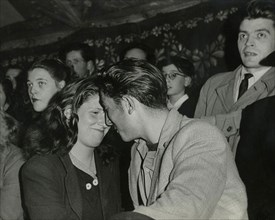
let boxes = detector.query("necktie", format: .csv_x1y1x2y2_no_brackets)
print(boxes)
238,73,253,100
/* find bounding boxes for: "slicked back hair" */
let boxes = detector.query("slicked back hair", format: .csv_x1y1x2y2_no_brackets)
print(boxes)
97,59,167,110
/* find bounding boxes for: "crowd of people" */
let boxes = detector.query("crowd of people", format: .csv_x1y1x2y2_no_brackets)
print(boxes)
1,0,275,219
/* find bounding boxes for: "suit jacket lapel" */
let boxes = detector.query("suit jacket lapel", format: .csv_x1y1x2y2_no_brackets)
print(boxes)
147,110,183,205
178,98,195,117
60,155,82,220
95,150,111,220
215,72,236,112
232,85,260,110
232,67,275,110
95,151,104,205
147,147,164,205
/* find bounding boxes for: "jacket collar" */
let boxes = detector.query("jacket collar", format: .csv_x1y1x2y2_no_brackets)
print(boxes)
215,66,239,112
234,66,275,110
61,151,113,220
60,155,82,220
130,110,186,206
148,109,184,205
215,66,275,111
94,150,105,217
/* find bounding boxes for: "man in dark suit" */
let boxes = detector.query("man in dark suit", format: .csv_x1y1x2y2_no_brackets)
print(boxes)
236,50,275,220
236,95,275,220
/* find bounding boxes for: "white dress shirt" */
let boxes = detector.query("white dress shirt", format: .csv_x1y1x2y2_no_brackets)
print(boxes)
167,94,189,110
234,66,271,102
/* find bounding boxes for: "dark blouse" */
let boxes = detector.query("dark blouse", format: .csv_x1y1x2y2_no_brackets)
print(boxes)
75,166,103,220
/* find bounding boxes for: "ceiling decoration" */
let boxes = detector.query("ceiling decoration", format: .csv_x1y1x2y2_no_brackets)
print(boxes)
0,0,217,54
1,0,206,37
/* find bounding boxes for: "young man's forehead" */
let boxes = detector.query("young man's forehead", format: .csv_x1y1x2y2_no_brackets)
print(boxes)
100,93,122,108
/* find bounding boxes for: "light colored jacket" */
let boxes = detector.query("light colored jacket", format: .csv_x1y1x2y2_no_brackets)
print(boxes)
129,109,248,220
0,144,25,220
194,66,275,154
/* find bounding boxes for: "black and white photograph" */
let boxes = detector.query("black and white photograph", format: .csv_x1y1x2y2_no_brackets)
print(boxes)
1,0,275,219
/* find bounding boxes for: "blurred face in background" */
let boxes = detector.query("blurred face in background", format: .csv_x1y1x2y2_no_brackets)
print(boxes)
0,84,7,111
124,48,147,60
6,68,21,90
27,68,64,112
66,50,94,77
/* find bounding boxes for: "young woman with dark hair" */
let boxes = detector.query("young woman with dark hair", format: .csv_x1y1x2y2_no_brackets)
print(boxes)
27,58,71,113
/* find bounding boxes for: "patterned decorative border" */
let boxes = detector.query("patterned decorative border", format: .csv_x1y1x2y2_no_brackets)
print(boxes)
1,4,240,83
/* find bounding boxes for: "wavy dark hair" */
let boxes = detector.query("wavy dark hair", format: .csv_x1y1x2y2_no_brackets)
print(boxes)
246,0,275,25
28,58,72,84
23,77,100,159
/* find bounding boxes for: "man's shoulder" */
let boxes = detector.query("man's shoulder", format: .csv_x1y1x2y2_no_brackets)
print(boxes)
1,144,23,160
169,118,227,154
207,71,235,83
1,144,25,174
177,117,224,139
203,67,239,87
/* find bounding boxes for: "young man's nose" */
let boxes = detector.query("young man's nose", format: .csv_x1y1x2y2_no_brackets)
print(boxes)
245,35,255,46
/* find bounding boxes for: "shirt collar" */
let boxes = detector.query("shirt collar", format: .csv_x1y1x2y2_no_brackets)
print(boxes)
240,66,271,82
167,94,189,110
233,66,272,102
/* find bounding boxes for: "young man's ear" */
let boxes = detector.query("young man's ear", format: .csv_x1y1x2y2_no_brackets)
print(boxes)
122,95,135,115
58,80,66,89
184,76,192,87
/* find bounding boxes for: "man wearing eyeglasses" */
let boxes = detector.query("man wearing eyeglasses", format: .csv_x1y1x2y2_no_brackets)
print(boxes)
59,42,96,78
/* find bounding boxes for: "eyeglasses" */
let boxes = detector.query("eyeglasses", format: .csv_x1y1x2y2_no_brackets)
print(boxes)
163,71,185,80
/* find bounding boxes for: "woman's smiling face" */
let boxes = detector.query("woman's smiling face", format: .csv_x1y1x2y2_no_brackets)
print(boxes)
76,94,107,148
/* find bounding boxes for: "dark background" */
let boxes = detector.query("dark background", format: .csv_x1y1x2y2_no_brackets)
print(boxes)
0,0,249,86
